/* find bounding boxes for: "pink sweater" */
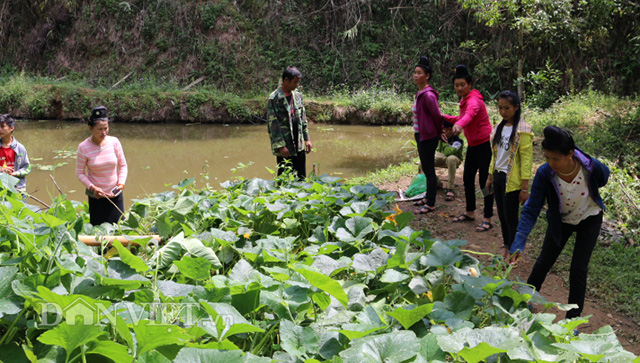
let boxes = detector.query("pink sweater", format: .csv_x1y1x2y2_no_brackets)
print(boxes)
443,89,492,147
76,136,128,191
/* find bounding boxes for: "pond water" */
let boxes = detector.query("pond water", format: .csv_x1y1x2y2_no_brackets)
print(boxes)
16,121,413,206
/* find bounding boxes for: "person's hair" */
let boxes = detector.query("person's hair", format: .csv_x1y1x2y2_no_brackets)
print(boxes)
416,55,432,77
452,64,473,84
0,114,16,129
282,66,302,82
89,106,109,127
492,90,521,147
542,125,575,155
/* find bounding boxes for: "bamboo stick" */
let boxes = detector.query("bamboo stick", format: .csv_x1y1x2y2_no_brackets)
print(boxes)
78,235,161,246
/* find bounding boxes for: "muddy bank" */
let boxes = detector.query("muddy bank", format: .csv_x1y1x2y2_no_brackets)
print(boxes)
2,83,412,125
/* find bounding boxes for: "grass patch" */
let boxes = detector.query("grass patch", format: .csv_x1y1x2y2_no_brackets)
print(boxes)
349,161,416,186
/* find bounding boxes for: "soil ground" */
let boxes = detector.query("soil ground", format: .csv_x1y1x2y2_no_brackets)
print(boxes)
378,165,640,355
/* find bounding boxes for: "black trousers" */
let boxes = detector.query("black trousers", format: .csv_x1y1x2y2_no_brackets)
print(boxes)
88,193,124,226
493,171,520,249
527,212,603,318
415,134,439,206
277,152,306,180
464,141,493,218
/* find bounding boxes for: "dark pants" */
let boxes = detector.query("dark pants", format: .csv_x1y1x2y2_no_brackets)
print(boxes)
527,212,603,318
493,171,520,249
277,152,306,180
464,141,493,218
88,193,124,226
415,134,439,206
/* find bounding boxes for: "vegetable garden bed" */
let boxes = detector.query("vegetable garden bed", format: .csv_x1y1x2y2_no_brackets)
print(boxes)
0,173,637,362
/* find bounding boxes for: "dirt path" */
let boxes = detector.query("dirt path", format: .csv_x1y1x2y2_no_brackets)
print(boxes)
379,167,640,354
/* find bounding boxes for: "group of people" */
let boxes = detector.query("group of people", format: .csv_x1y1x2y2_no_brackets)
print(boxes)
0,107,128,227
407,56,610,321
1,62,610,321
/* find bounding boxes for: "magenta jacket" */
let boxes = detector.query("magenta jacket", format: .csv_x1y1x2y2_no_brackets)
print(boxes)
444,89,492,147
416,85,443,141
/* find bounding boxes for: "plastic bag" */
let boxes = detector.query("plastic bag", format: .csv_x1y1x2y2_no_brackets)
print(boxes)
405,174,426,197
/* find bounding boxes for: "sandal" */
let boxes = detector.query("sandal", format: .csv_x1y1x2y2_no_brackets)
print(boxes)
445,190,455,201
415,205,436,214
452,213,475,223
475,221,493,232
412,198,428,206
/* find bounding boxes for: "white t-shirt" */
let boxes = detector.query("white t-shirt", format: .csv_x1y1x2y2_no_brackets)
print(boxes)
494,125,513,173
557,167,602,225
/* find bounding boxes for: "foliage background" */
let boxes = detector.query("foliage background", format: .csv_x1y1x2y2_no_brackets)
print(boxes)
1,0,639,104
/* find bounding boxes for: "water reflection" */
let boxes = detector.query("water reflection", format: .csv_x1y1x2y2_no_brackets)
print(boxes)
17,121,412,206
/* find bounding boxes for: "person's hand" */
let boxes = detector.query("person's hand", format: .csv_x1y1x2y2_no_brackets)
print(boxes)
506,252,521,266
452,124,463,136
519,190,530,205
485,177,493,192
440,132,448,143
91,186,108,199
279,146,290,157
305,140,313,154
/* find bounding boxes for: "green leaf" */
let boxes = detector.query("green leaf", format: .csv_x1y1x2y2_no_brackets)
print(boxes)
37,322,105,361
172,196,198,216
423,241,462,267
40,213,67,228
339,330,420,363
386,239,408,269
97,275,150,290
180,237,222,269
86,340,132,363
444,291,476,320
114,315,133,350
132,321,189,357
352,249,388,273
0,266,21,317
458,342,507,363
173,348,245,363
336,216,374,242
0,173,19,193
174,256,212,281
419,334,448,362
293,265,348,308
280,319,319,358
199,302,264,340
311,291,332,310
112,240,149,274
394,211,414,230
386,303,433,329
337,324,385,341
349,184,380,196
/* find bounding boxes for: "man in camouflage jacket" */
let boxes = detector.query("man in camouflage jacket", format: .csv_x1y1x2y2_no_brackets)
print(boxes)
267,66,313,179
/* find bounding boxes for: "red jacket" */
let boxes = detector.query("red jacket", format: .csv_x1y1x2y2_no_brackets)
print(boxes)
444,89,492,147
416,85,443,141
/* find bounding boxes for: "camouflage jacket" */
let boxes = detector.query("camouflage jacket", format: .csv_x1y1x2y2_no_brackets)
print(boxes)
267,88,309,156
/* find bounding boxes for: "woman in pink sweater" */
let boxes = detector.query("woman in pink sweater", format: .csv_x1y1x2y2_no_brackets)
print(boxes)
444,65,494,232
76,106,128,225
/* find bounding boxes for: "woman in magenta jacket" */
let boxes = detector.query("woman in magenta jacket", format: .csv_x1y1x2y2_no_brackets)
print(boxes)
445,65,494,232
411,55,443,214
